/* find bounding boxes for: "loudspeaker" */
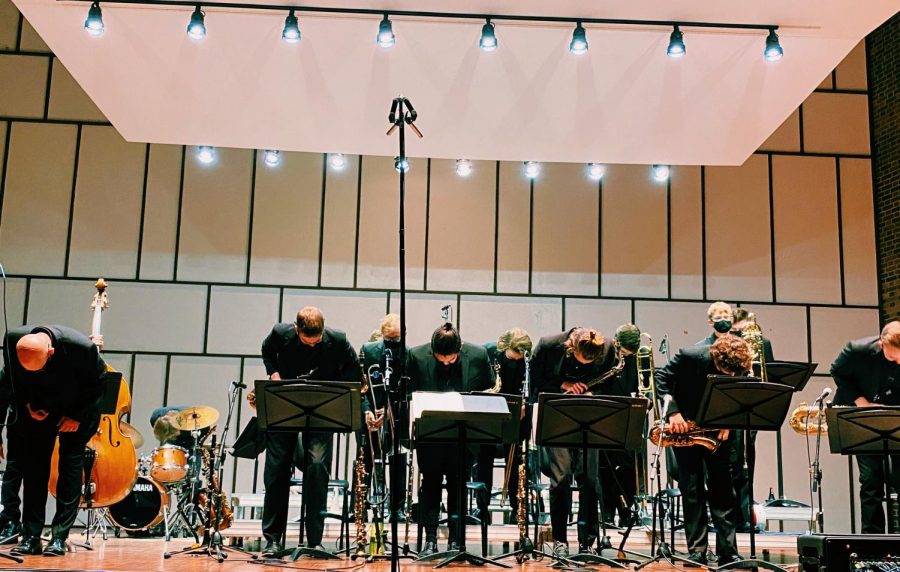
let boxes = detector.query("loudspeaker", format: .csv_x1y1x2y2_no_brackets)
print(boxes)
797,534,900,572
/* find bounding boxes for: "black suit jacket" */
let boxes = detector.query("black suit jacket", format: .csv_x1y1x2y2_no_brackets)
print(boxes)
697,332,774,362
654,345,718,420
360,340,409,409
0,325,105,426
832,336,900,406
531,329,617,395
407,342,493,394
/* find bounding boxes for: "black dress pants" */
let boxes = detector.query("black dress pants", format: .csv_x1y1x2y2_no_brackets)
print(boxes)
728,429,757,527
262,431,332,546
475,444,522,517
672,443,738,558
857,453,900,534
23,413,100,539
0,425,25,525
541,446,600,547
418,444,471,543
599,450,636,525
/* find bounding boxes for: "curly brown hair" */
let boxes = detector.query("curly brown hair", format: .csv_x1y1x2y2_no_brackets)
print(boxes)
564,327,606,362
710,334,752,375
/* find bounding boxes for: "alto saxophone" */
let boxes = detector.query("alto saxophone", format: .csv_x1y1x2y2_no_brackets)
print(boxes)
487,360,502,393
789,402,828,435
352,447,368,559
649,420,722,453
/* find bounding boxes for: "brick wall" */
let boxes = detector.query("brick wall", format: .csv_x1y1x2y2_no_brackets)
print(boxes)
868,12,900,323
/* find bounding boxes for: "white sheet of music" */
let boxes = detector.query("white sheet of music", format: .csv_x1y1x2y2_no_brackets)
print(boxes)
411,391,510,421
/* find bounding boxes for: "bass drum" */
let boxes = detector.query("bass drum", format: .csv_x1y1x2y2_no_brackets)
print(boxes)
108,476,169,532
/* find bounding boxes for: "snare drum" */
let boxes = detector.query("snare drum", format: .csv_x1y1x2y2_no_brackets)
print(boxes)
108,476,170,531
150,444,189,483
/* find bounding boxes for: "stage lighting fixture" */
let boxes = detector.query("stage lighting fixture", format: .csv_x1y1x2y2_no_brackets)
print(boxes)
764,29,783,61
651,164,670,182
84,2,104,37
667,26,685,58
196,146,216,164
282,10,301,43
569,22,588,55
377,15,395,48
456,159,473,177
524,161,541,179
479,20,497,52
329,153,347,170
263,149,281,166
187,6,206,40
394,156,409,173
587,163,605,181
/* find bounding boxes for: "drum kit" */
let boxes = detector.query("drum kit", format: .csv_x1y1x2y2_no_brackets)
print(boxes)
105,405,223,541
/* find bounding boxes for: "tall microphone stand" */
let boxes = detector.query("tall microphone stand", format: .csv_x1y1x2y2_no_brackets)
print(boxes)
386,95,422,572
809,394,827,533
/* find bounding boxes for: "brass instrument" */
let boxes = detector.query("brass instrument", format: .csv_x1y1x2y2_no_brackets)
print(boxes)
197,448,234,535
486,360,502,393
649,420,722,453
352,447,368,559
743,313,768,382
789,402,828,435
636,333,658,418
579,348,626,392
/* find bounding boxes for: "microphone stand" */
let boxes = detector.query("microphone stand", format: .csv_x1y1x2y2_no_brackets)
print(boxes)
810,397,826,533
386,95,422,572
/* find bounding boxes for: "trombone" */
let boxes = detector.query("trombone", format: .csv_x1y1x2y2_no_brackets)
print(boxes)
636,332,658,419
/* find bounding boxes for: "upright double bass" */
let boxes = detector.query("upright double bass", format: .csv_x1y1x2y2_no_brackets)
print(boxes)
48,279,138,507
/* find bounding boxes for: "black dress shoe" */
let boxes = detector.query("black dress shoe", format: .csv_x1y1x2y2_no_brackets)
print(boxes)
447,540,460,552
0,521,22,544
685,551,707,565
43,537,66,556
260,540,284,557
10,536,42,556
419,540,438,556
717,553,743,565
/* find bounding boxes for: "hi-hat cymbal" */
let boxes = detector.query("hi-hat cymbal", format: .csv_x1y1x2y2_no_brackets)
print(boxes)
120,421,145,448
173,406,220,431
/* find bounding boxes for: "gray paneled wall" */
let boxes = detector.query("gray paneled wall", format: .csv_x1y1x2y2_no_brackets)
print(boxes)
0,0,882,534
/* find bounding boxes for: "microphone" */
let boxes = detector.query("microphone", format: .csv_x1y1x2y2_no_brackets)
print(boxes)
232,380,247,389
659,335,669,355
813,387,832,407
661,394,674,417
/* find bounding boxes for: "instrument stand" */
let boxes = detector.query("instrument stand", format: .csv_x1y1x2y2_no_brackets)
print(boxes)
163,486,201,542
809,401,826,533
697,376,794,572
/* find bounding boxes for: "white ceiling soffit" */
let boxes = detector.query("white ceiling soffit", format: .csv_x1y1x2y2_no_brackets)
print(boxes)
13,1,900,166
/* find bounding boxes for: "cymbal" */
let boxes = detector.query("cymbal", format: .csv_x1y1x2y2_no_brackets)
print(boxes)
120,421,145,448
173,406,219,431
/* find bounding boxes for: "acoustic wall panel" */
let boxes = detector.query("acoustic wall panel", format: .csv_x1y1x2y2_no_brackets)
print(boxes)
803,93,870,155
809,306,880,374
0,277,27,329
427,159,495,293
839,158,878,306
138,144,181,280
772,155,841,304
320,154,358,287
388,291,456,348
249,151,322,286
758,109,801,153
834,41,867,91
634,300,713,362
669,166,703,299
166,356,242,437
564,298,632,340
495,161,531,294
283,288,387,351
177,147,253,283
460,295,562,346
0,54,47,118
705,155,773,302
68,126,145,278
0,122,77,275
0,0,17,50
737,303,809,363
356,155,427,290
532,162,598,296
47,58,106,122
206,286,280,355
129,354,168,456
19,18,49,52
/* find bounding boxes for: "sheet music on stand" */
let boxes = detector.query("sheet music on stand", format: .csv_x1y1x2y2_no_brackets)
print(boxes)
411,391,511,444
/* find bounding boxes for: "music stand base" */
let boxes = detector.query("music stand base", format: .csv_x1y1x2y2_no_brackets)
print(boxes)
568,552,630,569
164,533,258,563
288,546,340,561
493,536,536,563
635,545,711,571
716,557,789,571
417,548,511,569
0,548,22,564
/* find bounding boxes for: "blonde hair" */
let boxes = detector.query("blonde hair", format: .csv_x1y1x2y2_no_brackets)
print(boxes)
497,328,532,355
153,411,181,444
380,314,400,337
707,301,734,320
564,327,606,361
881,321,900,349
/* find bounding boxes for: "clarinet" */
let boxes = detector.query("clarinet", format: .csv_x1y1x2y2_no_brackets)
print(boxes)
516,351,534,555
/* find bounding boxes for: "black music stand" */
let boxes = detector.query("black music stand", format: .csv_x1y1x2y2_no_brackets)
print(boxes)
536,394,648,570
766,361,817,391
696,376,794,572
256,379,362,562
411,391,512,569
826,405,900,533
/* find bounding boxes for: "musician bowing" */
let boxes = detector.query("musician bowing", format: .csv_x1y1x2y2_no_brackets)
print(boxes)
531,327,617,558
654,334,748,566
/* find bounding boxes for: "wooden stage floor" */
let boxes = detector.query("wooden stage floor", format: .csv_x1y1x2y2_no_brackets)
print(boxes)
0,535,801,571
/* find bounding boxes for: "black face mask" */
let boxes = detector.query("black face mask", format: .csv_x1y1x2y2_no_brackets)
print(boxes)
383,339,401,352
713,319,733,334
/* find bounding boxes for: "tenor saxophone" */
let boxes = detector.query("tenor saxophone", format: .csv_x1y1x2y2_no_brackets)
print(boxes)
352,447,368,559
